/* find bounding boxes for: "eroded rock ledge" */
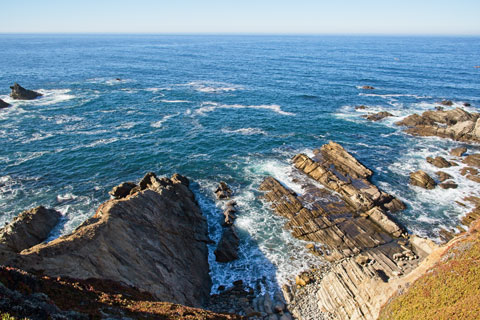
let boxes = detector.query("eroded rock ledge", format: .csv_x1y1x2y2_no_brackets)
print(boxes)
260,142,436,320
0,172,212,308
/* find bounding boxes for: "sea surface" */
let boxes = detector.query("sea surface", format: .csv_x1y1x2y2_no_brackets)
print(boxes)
1,34,479,294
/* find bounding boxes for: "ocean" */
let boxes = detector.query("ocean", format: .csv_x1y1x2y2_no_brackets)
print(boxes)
1,34,479,294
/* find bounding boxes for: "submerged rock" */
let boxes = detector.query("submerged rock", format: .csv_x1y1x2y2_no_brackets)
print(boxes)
361,85,375,90
0,98,11,109
214,226,239,263
363,111,393,121
9,83,42,100
0,173,212,307
410,170,436,189
0,206,61,253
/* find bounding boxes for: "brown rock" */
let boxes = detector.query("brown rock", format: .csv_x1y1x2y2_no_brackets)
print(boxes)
410,170,436,189
463,154,480,168
0,98,11,109
426,156,454,168
383,198,407,213
439,181,458,189
363,111,393,121
215,181,233,199
214,226,239,263
440,100,453,106
355,105,367,110
361,85,375,90
1,173,212,307
0,206,61,253
436,171,453,182
450,147,467,157
108,182,136,199
9,83,42,100
395,114,428,127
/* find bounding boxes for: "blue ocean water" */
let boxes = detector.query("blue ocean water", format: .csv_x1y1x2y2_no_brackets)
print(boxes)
1,34,479,293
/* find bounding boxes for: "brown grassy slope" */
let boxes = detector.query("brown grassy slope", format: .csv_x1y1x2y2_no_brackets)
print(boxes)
0,266,242,320
379,219,480,320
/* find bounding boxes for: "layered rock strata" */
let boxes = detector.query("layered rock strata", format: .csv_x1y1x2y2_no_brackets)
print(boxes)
0,172,212,308
260,142,435,320
395,107,480,143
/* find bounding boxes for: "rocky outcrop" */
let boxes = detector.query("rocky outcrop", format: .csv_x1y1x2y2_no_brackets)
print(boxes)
363,111,393,121
409,170,436,189
215,182,233,199
0,206,61,253
439,181,458,189
361,85,375,90
0,173,212,307
9,83,42,100
395,107,480,143
214,226,239,263
439,100,453,106
426,156,455,168
450,146,467,157
436,171,453,182
463,154,480,168
0,266,239,320
260,142,435,320
108,181,136,199
0,98,11,108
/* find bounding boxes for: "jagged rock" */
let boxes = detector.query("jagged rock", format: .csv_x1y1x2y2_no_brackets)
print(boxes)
463,154,480,168
426,156,454,168
383,197,407,213
0,98,11,109
223,207,237,226
361,85,375,90
440,100,454,106
0,173,211,307
0,206,61,253
363,111,393,121
355,105,367,110
108,181,136,199
214,226,239,263
439,181,458,189
215,181,233,199
9,83,42,100
436,171,453,182
410,170,436,189
450,147,467,157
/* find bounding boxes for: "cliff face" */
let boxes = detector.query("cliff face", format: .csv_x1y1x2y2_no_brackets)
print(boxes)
1,173,212,308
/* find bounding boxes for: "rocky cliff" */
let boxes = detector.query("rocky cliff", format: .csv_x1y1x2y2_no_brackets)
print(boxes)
0,173,212,309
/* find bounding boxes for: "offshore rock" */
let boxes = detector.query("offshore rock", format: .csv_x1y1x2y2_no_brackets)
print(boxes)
426,156,455,168
0,173,211,307
215,181,233,199
395,107,480,143
361,85,375,90
0,98,11,109
463,154,480,168
410,170,436,189
214,226,239,263
363,111,393,121
450,146,467,157
436,171,453,182
440,100,454,106
439,181,458,189
9,83,42,100
0,206,61,253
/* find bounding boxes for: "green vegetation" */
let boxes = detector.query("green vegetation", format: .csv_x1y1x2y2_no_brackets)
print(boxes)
379,223,480,320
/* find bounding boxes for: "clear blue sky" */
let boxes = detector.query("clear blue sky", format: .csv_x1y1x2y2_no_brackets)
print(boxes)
1,0,479,35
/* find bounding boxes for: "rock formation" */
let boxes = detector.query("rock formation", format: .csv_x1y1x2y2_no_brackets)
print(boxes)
0,98,11,108
260,142,434,319
409,170,436,189
450,146,467,157
9,83,42,100
0,206,61,253
362,111,393,121
214,226,240,263
361,85,375,90
215,182,233,199
426,156,455,168
395,107,480,143
0,173,212,308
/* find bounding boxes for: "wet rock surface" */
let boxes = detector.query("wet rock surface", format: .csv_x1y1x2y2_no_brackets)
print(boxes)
214,226,240,263
9,83,42,100
0,98,11,109
450,146,467,157
426,156,455,168
0,173,212,308
260,142,431,320
362,111,393,121
216,181,233,199
409,170,436,189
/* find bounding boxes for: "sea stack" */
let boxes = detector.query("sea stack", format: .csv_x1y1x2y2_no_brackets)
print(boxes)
9,83,42,100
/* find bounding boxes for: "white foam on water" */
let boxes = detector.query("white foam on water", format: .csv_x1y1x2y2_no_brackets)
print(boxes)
84,137,118,148
150,113,180,128
56,193,78,203
221,127,268,136
186,81,243,94
21,132,55,144
117,122,138,130
160,99,191,103
196,102,295,116
1,89,75,107
11,151,49,166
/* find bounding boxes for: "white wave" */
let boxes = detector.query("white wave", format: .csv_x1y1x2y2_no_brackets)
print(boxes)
117,122,138,130
221,127,267,136
1,89,75,107
87,78,134,85
358,93,430,99
196,102,295,116
12,151,49,166
56,193,78,203
160,99,191,103
187,81,243,94
21,132,55,144
150,113,180,128
84,137,118,148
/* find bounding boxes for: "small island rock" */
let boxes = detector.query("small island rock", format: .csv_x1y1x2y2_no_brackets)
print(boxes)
410,170,436,189
10,83,43,100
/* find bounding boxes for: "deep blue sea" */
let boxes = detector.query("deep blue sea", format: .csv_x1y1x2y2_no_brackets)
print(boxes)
1,34,479,293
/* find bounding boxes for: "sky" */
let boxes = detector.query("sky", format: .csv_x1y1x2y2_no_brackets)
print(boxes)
1,0,479,35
